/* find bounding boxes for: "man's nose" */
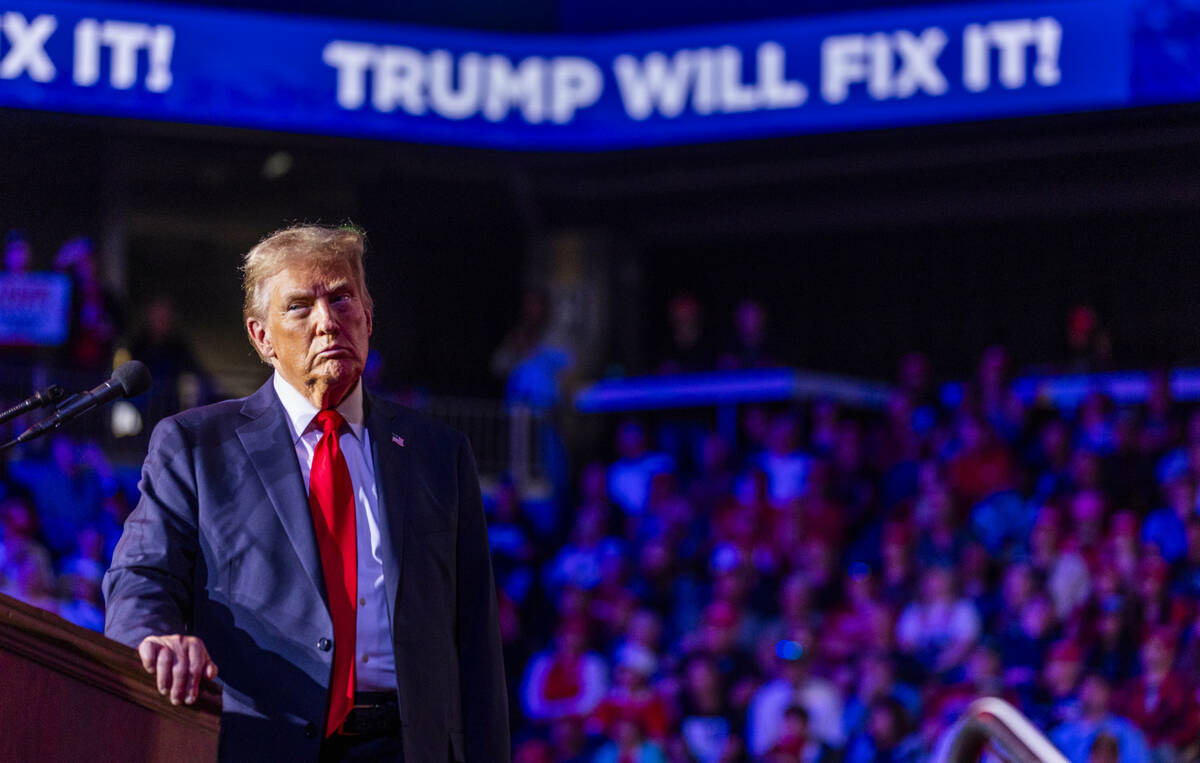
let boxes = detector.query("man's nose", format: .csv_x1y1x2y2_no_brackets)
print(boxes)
313,299,339,333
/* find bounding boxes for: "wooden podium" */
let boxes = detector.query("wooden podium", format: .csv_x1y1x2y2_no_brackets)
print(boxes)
0,592,221,762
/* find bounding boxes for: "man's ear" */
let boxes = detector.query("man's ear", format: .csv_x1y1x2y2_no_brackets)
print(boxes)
246,316,275,361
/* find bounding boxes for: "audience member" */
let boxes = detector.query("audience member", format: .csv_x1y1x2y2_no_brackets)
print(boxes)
720,300,776,370
53,236,120,371
763,704,837,762
659,293,714,374
894,565,981,676
1063,305,1112,374
841,652,920,743
0,493,57,611
843,697,922,763
3,230,33,279
1143,475,1195,564
1117,627,1200,760
755,414,810,508
746,635,844,756
1052,674,1151,763
521,617,609,724
591,717,668,763
607,421,674,519
129,294,214,423
587,644,671,741
678,654,744,763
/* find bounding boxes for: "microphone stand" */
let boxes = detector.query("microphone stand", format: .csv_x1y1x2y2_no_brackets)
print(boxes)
0,384,65,427
1,394,81,453
0,398,79,453
0,384,67,453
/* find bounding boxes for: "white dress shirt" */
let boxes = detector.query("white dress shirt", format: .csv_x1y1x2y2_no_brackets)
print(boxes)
272,372,398,693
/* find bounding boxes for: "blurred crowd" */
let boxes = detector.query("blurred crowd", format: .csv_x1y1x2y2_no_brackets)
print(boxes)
0,433,134,632
500,344,1196,763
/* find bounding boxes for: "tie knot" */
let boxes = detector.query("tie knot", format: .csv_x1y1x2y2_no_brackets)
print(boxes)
315,409,345,436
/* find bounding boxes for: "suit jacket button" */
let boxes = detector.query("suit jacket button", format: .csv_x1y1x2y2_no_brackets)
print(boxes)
304,723,318,739
317,638,332,652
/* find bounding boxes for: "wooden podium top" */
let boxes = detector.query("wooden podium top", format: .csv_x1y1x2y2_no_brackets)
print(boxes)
0,591,222,730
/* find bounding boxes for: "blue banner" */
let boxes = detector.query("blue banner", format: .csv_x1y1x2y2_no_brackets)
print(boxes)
0,0,1195,150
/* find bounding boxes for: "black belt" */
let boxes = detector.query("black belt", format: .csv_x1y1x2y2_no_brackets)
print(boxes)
338,690,400,737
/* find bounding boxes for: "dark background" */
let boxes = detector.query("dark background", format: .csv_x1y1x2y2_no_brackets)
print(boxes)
5,75,1200,396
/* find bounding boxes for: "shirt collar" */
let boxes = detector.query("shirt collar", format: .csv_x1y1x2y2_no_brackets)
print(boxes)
272,371,366,444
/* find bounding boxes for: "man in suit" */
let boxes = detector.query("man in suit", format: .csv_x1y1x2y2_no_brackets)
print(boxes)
103,224,510,762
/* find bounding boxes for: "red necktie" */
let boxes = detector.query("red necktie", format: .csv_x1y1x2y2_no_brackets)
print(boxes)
309,409,357,737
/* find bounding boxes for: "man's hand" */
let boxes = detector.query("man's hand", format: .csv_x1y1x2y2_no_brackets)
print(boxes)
137,634,218,706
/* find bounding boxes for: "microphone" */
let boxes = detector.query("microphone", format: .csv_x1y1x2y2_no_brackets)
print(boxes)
11,361,152,445
0,384,66,427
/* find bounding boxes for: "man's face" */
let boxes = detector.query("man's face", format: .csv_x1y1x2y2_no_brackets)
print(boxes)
247,260,372,407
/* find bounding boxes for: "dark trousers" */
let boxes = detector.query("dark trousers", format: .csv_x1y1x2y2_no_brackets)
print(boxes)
319,730,404,762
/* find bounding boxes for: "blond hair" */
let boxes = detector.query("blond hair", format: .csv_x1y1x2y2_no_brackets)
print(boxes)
241,223,373,323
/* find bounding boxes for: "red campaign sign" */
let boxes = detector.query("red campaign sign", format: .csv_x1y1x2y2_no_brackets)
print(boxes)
0,273,72,346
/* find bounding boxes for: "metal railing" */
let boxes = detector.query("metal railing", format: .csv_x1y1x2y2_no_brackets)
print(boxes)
934,697,1068,763
421,396,550,483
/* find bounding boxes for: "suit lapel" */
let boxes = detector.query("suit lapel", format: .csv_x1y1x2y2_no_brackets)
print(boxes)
236,381,328,605
366,394,407,626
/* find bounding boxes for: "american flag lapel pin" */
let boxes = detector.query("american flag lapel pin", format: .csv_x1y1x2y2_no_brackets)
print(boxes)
392,433,405,447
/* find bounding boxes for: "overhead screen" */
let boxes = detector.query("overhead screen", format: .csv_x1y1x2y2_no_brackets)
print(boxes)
0,0,1196,150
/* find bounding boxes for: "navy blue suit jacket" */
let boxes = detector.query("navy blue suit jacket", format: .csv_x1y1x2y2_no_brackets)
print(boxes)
103,380,510,762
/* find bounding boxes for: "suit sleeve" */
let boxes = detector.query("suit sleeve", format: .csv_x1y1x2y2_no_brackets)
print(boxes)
455,434,511,762
102,415,199,647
